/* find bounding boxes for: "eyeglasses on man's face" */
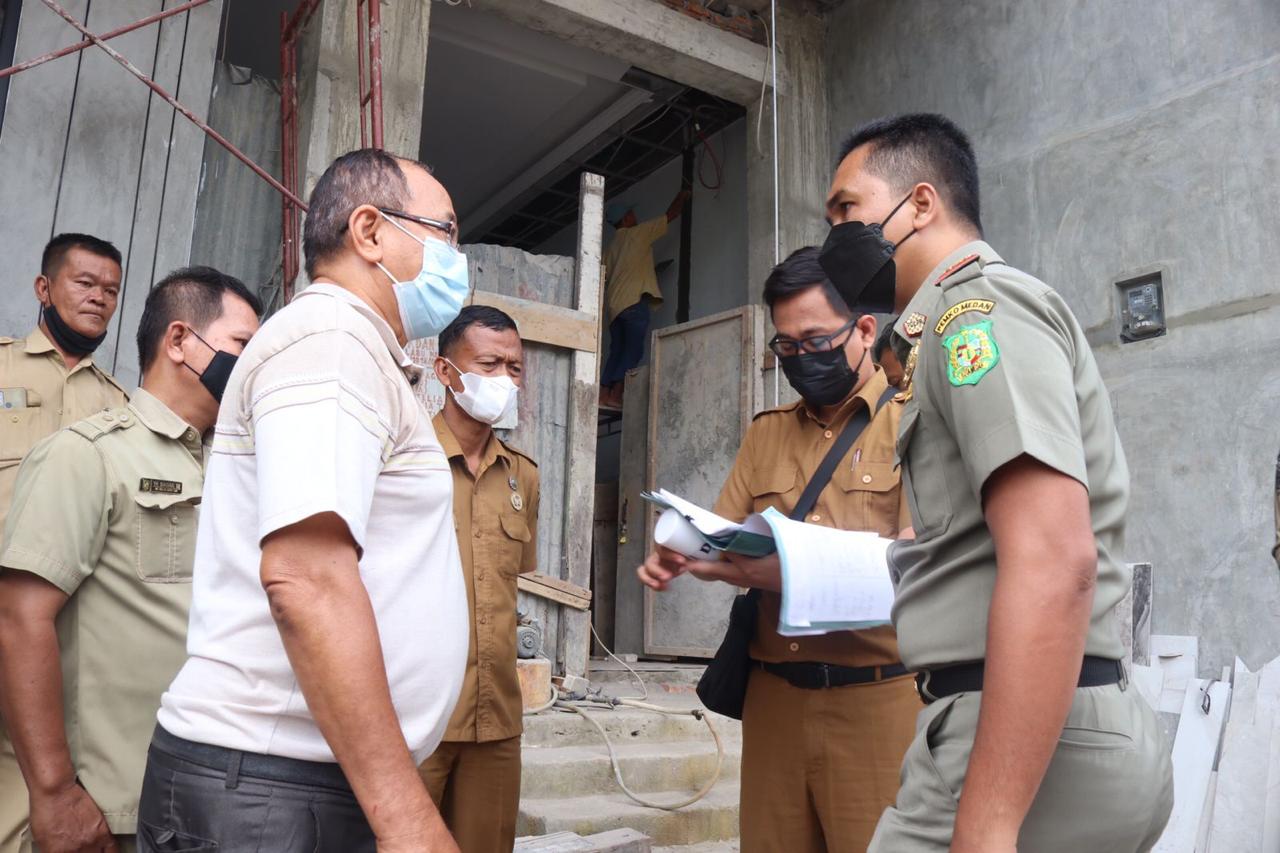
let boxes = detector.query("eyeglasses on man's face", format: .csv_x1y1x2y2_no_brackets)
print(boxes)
378,208,459,248
768,317,858,358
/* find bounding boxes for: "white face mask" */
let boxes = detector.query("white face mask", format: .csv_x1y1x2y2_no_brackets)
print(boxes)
445,359,519,427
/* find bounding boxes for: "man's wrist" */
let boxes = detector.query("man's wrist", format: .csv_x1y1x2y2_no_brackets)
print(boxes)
27,765,78,799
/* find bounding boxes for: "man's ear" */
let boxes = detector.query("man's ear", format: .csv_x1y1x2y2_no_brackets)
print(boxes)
162,321,190,366
348,204,386,265
909,182,942,230
856,313,878,348
33,275,51,306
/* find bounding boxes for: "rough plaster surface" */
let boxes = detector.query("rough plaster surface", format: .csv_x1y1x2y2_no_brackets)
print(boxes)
826,0,1280,674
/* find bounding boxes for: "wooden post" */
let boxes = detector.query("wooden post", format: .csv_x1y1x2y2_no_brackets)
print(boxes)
557,171,605,678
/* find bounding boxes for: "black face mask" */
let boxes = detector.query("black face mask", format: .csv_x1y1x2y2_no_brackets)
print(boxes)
42,303,106,356
818,194,916,315
183,329,238,404
780,345,867,408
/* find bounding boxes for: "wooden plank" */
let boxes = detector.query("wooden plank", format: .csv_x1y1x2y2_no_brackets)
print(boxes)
0,0,90,337
468,290,597,353
522,572,592,601
1155,677,1230,853
518,575,590,611
612,365,650,656
643,304,763,657
592,482,619,654
557,171,604,679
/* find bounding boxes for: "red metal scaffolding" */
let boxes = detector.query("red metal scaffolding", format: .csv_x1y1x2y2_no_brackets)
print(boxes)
1,0,386,307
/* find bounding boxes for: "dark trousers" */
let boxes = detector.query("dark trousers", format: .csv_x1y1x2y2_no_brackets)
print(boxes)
137,726,375,853
601,301,651,386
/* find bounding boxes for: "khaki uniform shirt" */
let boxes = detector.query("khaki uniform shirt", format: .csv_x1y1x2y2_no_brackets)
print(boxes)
889,241,1131,671
0,328,127,522
435,412,540,743
713,368,910,667
0,389,202,835
604,217,667,320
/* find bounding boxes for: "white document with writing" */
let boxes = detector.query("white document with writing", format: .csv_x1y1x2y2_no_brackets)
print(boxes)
757,507,896,637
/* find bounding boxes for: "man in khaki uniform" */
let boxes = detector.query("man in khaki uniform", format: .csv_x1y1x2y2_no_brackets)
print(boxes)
418,305,539,852
639,247,918,852
815,113,1173,852
0,267,260,853
0,232,128,853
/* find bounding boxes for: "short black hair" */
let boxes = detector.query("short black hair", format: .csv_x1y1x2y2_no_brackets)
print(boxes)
438,305,519,359
836,114,982,235
41,233,122,278
136,266,262,374
873,318,897,361
302,148,433,278
762,246,853,319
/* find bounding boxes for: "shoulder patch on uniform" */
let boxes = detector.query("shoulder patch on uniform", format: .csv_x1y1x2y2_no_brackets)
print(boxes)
751,400,804,422
933,299,996,336
70,407,132,441
933,253,981,287
501,439,539,468
942,321,1000,387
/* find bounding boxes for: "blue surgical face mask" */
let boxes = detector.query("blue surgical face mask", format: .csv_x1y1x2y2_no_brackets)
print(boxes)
376,212,470,340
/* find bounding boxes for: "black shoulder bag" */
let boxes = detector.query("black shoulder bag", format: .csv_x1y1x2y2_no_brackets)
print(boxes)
695,386,897,719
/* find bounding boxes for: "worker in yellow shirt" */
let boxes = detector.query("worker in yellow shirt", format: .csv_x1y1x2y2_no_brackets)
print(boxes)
599,188,689,408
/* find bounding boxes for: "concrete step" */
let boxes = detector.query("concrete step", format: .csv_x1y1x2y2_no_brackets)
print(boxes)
653,843,740,853
588,660,708,691
522,736,741,798
518,781,741,848
522,704,742,750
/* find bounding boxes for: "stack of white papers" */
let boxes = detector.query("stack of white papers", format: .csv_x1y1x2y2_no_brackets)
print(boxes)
755,507,896,637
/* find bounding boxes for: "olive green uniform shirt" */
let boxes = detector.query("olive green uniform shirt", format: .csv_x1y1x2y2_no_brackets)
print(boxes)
0,389,203,835
434,413,540,743
888,241,1130,671
0,328,128,522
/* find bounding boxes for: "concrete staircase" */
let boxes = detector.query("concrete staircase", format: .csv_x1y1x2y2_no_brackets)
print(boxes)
518,664,742,850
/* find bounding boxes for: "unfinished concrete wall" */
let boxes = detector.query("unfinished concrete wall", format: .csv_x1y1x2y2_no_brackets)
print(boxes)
189,63,283,308
0,0,224,389
826,0,1280,675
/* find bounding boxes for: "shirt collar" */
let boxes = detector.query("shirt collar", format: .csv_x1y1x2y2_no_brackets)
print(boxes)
893,240,1003,344
25,326,101,373
130,387,201,451
432,411,510,473
301,282,423,382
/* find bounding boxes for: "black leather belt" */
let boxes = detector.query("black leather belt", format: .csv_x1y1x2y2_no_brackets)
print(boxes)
150,725,353,791
756,660,910,690
915,655,1124,704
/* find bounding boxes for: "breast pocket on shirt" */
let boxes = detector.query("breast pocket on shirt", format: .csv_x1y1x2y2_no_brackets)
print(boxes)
749,466,801,515
134,493,200,582
896,404,953,541
497,513,532,577
834,460,900,538
0,404,41,467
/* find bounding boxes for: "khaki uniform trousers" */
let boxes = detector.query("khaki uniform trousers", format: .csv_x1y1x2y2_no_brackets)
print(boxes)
740,668,919,853
0,730,25,853
869,682,1174,852
419,736,521,853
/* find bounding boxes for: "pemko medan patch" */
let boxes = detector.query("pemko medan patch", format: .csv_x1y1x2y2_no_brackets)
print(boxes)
943,320,1000,387
933,299,995,336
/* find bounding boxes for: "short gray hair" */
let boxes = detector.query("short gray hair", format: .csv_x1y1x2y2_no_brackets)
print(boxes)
302,148,430,278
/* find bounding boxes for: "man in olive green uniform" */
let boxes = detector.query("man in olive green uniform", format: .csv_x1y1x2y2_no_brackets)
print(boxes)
418,305,539,853
0,233,128,853
815,114,1173,852
0,267,260,853
639,248,918,852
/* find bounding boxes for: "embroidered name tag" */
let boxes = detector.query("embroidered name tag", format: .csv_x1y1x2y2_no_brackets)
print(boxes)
934,299,995,336
139,478,183,495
